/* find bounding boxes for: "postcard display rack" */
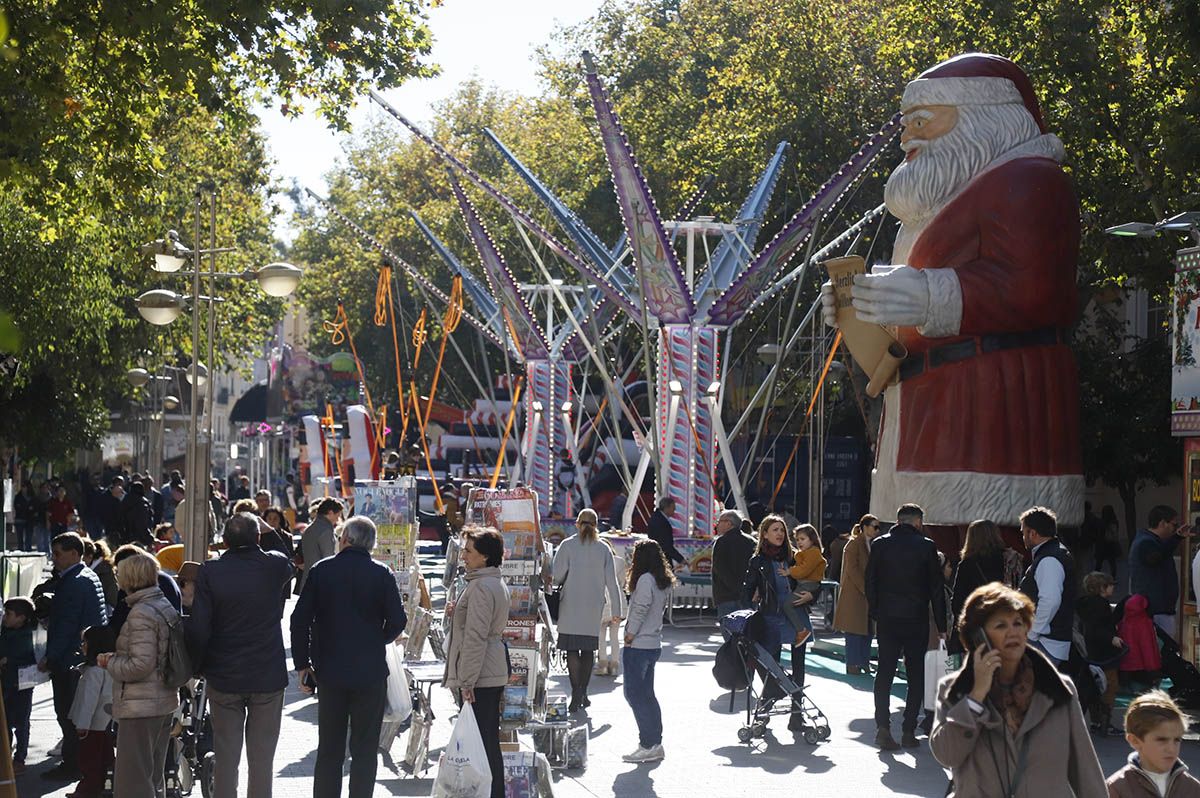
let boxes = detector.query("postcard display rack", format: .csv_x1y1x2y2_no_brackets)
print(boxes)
354,477,433,771
460,487,561,795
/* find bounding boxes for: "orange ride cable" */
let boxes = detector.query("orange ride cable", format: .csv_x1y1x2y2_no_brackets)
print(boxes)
422,276,463,429
769,331,843,507
325,301,376,418
409,387,444,510
491,377,524,489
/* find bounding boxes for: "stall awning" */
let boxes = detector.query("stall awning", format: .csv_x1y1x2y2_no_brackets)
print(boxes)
229,382,268,423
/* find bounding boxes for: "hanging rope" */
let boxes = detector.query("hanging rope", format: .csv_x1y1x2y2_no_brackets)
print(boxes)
324,301,376,418
409,388,444,510
373,265,391,327
491,377,524,489
422,276,463,429
380,264,410,443
412,310,428,368
769,331,843,507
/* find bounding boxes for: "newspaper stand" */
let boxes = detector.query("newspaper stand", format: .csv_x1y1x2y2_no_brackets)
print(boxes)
353,478,429,764
461,487,558,796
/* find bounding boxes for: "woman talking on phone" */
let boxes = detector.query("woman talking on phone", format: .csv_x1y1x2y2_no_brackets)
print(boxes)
930,582,1105,796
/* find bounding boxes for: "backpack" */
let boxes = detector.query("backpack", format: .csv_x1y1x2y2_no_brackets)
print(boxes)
148,602,193,689
712,639,750,691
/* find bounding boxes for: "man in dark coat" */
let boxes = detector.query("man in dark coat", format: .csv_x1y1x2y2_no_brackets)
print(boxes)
646,497,685,568
711,508,756,628
865,503,946,751
142,473,165,526
1129,504,1194,638
39,532,108,781
291,516,406,798
188,512,294,798
120,480,155,548
96,477,126,544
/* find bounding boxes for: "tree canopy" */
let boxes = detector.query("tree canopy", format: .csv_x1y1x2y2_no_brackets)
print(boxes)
0,0,435,461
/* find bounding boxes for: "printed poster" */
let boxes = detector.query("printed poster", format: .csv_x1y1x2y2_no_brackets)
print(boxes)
355,478,417,589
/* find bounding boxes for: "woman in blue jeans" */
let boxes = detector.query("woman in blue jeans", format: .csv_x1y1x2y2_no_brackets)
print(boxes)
620,539,675,764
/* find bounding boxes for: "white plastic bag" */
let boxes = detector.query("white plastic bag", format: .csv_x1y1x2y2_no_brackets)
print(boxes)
923,640,951,710
430,703,492,798
384,644,413,723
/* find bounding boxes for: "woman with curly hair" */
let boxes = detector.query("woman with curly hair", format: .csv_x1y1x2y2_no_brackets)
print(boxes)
620,539,675,764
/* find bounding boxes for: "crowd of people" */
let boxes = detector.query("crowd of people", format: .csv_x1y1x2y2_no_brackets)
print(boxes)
703,498,1200,795
6,473,1200,797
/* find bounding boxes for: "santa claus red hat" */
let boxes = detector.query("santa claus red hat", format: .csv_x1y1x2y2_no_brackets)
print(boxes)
901,53,1047,134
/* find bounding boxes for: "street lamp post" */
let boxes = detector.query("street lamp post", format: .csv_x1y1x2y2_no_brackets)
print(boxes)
134,187,301,561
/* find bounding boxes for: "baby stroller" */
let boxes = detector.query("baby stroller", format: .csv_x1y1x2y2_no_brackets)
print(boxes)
164,676,215,797
714,610,829,745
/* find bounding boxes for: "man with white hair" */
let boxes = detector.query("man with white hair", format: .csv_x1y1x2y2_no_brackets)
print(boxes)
291,515,407,798
711,508,756,631
821,53,1084,529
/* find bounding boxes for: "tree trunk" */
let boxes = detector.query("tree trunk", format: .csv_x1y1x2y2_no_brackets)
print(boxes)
1118,480,1138,553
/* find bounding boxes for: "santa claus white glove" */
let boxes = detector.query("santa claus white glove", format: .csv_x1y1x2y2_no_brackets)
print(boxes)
851,265,962,337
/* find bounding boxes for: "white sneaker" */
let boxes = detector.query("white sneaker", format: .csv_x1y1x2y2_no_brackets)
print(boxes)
622,745,664,763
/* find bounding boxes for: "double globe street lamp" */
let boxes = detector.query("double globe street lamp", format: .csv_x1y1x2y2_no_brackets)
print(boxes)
133,189,301,560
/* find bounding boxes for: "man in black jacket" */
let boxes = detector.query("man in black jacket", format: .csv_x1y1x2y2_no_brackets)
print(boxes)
865,503,946,751
188,512,294,798
711,509,755,630
646,497,686,568
120,480,155,548
291,515,406,798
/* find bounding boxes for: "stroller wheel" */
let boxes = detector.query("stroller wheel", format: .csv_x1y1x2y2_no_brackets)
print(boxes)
752,722,767,738
803,728,819,745
199,752,216,798
737,727,753,743
817,725,831,741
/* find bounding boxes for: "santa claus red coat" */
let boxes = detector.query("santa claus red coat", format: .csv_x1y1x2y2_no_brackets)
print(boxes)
869,154,1084,526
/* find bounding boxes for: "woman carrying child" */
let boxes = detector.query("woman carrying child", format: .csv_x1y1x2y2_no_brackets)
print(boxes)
742,514,813,731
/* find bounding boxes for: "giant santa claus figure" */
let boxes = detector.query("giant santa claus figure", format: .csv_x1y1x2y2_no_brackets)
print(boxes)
822,53,1084,527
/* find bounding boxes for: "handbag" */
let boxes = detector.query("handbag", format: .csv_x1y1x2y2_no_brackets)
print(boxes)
923,640,951,710
545,587,562,622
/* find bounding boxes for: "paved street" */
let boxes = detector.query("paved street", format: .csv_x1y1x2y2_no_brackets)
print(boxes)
20,597,1149,798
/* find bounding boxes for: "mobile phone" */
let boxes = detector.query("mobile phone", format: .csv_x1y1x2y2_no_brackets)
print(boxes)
967,627,992,653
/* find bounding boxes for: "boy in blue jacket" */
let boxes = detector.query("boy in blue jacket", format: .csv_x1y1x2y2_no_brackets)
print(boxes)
0,596,37,773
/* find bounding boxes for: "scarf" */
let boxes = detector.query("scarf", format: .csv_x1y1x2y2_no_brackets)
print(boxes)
989,656,1035,735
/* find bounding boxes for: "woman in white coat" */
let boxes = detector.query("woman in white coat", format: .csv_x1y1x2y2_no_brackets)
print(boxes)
552,508,625,712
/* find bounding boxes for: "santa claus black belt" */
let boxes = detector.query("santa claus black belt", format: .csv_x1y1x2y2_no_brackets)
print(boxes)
897,327,1066,382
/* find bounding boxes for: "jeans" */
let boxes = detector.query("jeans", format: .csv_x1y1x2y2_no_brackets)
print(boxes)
207,686,284,798
622,647,663,748
469,686,505,798
33,523,50,554
314,678,388,798
4,685,31,762
758,613,808,695
51,667,81,769
874,619,928,733
846,633,873,669
13,521,31,552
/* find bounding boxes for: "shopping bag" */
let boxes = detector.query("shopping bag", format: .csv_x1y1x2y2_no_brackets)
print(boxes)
384,644,413,723
923,640,951,710
430,703,491,798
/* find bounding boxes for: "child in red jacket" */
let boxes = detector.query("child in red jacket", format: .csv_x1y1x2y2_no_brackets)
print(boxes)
1118,594,1162,686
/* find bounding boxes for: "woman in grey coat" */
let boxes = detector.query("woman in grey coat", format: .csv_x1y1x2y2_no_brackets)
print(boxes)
97,548,180,798
552,508,625,713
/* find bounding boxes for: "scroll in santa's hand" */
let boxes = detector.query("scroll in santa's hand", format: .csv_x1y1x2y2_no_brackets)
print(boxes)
824,256,907,397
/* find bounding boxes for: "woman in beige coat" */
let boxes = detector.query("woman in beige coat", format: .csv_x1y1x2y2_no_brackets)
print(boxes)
832,514,879,675
931,582,1105,797
444,527,509,798
97,548,180,798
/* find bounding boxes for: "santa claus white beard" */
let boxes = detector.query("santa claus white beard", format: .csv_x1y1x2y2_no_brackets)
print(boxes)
884,103,1042,233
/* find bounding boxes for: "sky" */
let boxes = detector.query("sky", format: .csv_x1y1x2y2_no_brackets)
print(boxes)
256,0,603,240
